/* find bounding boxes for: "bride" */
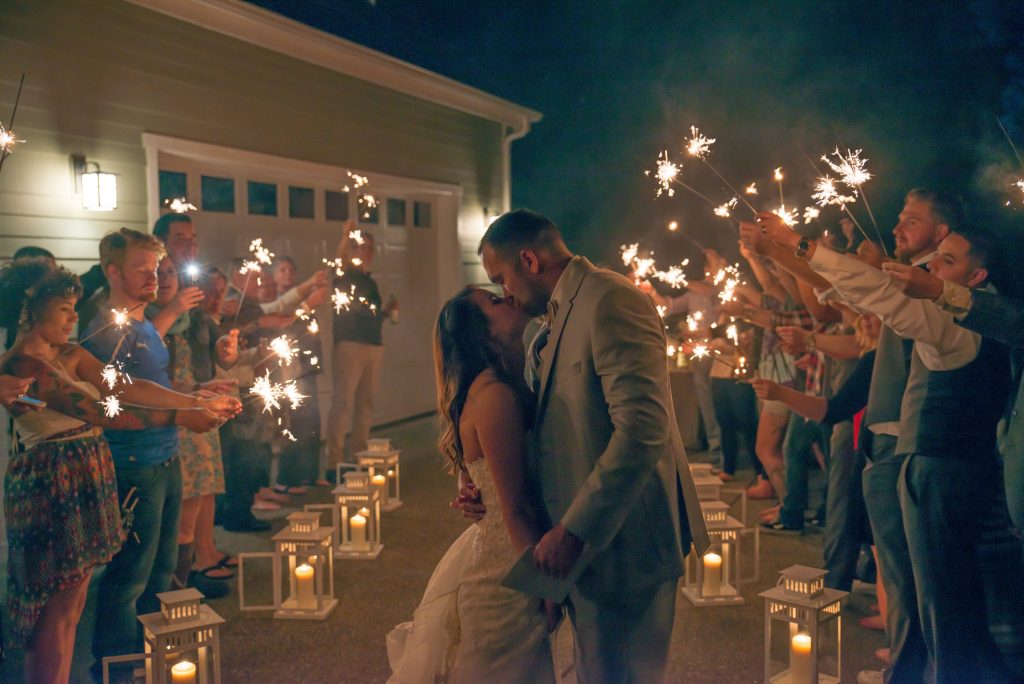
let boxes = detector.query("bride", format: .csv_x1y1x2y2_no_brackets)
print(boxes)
387,286,557,683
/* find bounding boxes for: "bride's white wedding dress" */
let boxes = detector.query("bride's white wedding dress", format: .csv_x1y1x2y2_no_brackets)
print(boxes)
386,457,555,683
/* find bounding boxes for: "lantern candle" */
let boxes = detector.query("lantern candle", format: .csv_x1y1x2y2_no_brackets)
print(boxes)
294,563,315,609
351,513,368,551
371,473,388,506
170,660,197,684
702,552,722,596
790,632,812,683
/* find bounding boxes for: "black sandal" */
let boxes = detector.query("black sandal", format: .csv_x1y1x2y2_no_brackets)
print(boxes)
191,564,235,580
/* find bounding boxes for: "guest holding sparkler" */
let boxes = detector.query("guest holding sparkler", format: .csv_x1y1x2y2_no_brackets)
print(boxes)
80,229,241,681
0,259,233,684
149,256,242,597
759,199,1024,684
327,224,397,473
271,255,323,493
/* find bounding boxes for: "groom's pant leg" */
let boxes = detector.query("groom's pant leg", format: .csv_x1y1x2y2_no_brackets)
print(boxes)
568,579,677,683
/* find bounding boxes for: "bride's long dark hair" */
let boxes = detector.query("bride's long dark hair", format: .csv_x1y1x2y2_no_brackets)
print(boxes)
434,287,520,473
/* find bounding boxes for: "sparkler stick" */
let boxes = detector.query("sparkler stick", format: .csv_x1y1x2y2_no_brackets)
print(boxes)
821,147,887,252
684,126,757,215
801,152,881,254
996,116,1024,170
774,167,785,208
231,270,253,327
0,73,26,177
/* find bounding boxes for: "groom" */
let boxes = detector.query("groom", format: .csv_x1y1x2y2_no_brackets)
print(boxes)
478,209,709,682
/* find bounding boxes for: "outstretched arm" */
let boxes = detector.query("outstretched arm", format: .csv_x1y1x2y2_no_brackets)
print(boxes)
6,355,178,430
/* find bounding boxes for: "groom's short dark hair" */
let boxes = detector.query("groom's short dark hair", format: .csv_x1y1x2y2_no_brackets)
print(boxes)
478,209,563,259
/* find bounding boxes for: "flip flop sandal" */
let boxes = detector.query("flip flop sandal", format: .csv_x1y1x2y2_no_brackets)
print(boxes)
191,564,235,581
216,554,239,569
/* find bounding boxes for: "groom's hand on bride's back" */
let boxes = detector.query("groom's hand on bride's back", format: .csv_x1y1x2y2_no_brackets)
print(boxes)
451,470,486,521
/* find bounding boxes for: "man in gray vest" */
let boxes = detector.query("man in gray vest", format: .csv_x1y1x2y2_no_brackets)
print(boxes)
884,260,1024,533
763,209,1024,682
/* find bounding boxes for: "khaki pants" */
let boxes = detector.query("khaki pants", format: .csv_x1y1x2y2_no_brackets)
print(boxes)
327,340,383,466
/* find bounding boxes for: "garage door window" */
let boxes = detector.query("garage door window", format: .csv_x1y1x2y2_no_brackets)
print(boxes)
202,176,235,213
248,181,278,216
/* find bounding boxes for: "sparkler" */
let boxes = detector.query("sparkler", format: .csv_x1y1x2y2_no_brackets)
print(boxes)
268,334,299,366
621,243,639,267
657,305,668,319
652,261,690,289
667,220,678,231
714,197,738,218
323,257,346,277
686,311,703,333
811,175,873,247
306,317,319,335
773,167,785,207
648,150,679,197
0,73,26,177
101,365,119,390
348,229,366,245
803,206,821,224
821,147,885,249
101,395,122,419
164,197,196,213
691,344,710,360
684,125,757,214
774,204,798,227
66,303,143,353
251,371,282,413
745,182,758,195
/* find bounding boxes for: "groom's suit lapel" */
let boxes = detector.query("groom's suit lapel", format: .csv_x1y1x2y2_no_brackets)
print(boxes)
535,258,592,424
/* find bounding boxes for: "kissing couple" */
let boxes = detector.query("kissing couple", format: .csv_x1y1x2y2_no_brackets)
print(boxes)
387,210,710,683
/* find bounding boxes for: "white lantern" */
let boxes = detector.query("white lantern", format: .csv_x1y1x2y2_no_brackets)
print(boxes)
681,504,759,606
689,462,748,522
238,512,338,620
82,166,117,211
102,588,224,684
306,470,383,559
760,565,846,683
355,444,402,511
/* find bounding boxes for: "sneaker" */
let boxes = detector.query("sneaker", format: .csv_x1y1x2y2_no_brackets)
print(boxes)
857,670,884,684
746,475,775,500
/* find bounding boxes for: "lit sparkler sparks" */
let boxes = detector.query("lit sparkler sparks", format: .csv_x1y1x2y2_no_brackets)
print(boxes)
332,286,355,314
685,126,716,159
812,176,857,207
281,381,306,409
648,150,679,198
821,148,871,188
306,318,319,335
250,238,274,267
774,167,785,207
323,257,346,277
281,429,297,442
803,207,821,224
251,371,282,413
632,257,656,281
269,335,299,366
745,182,758,195
652,261,690,289
668,220,679,231
774,204,798,227
666,344,677,357
657,305,668,319
726,323,739,346
164,197,196,213
620,243,639,267
101,364,119,390
101,395,122,418
112,308,131,329
686,310,703,333
0,122,23,154
348,229,365,245
714,197,738,218
691,344,710,360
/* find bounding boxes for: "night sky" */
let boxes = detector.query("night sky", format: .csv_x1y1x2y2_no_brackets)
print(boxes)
248,0,1023,282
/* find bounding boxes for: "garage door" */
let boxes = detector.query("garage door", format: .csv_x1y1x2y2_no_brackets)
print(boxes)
146,135,462,428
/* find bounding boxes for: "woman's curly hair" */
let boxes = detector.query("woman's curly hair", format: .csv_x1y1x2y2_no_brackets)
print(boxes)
0,261,82,334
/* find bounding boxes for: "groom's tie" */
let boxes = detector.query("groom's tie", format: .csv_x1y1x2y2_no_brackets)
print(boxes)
526,318,551,395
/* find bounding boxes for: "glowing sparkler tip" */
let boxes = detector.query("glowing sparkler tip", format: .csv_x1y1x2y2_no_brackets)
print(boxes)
773,167,784,182
111,308,130,329
101,395,122,418
714,197,738,218
269,335,299,366
745,183,758,195
822,147,871,188
668,221,678,231
651,150,679,197
165,197,196,213
691,344,710,360
685,126,715,159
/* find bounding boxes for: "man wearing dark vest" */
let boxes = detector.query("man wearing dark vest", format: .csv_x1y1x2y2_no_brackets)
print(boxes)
884,262,1024,534
764,210,1024,682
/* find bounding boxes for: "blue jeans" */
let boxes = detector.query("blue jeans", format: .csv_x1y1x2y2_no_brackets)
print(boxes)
822,420,868,590
92,457,182,666
779,413,828,529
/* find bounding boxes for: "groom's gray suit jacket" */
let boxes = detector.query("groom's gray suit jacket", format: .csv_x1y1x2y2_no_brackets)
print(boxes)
531,256,710,606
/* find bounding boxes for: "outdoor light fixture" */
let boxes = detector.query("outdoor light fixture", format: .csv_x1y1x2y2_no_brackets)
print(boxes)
71,154,118,211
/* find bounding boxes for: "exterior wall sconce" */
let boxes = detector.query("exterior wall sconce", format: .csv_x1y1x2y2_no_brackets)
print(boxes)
71,154,118,211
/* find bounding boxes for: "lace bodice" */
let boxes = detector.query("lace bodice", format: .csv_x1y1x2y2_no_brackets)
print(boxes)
464,458,519,571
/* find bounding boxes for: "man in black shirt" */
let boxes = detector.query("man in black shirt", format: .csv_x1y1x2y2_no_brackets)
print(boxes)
327,229,395,472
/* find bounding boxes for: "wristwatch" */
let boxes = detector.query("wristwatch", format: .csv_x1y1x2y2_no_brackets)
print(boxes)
795,236,811,258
